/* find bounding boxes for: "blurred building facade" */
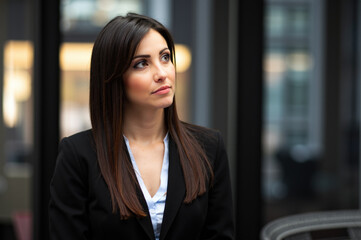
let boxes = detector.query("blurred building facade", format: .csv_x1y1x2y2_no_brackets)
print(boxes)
263,0,360,223
0,0,360,239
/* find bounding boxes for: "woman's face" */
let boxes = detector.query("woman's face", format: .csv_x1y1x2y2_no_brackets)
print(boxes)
123,29,175,111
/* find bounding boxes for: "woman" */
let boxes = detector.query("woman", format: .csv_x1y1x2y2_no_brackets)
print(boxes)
49,13,234,240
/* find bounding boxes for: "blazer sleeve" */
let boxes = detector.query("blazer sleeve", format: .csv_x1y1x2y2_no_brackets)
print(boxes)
201,131,235,240
49,137,90,240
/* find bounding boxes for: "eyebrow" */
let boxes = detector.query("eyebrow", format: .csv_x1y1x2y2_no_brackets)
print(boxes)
132,47,169,60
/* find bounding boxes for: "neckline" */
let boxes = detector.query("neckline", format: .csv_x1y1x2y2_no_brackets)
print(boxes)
124,134,169,202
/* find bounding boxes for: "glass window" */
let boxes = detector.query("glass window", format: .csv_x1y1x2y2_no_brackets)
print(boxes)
263,0,359,224
263,0,320,221
0,0,34,238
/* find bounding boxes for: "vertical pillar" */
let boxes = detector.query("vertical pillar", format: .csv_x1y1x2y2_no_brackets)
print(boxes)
358,0,361,210
33,0,60,239
236,1,264,239
193,0,213,127
148,0,172,28
211,0,230,141
0,0,6,171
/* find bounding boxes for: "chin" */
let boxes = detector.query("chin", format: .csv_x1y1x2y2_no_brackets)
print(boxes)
158,99,174,109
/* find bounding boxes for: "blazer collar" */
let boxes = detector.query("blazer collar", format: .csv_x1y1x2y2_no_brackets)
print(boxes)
124,144,155,240
135,186,155,240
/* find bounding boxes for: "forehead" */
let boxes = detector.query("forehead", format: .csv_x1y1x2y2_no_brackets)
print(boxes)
135,29,168,53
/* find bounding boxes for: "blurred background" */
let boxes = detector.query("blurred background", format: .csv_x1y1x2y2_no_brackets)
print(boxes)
0,0,360,239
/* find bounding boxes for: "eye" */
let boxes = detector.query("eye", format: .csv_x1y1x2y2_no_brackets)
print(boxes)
161,53,170,62
133,60,148,69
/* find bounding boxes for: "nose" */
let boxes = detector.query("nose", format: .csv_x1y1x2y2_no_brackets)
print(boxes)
153,63,167,82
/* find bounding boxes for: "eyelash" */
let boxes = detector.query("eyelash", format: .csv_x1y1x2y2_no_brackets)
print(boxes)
133,60,147,69
161,53,170,62
132,52,171,69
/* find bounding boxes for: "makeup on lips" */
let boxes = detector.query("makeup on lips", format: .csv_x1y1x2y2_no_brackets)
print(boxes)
152,85,171,95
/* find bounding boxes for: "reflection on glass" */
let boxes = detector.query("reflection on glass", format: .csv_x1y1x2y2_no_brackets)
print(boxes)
263,1,320,223
174,44,192,121
1,40,33,225
61,0,144,33
3,41,33,129
3,41,34,164
263,0,358,225
175,44,192,73
266,4,309,39
60,43,93,138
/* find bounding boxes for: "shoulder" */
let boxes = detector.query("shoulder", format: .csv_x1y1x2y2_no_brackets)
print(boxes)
62,129,94,146
181,122,223,151
57,129,96,168
60,129,95,153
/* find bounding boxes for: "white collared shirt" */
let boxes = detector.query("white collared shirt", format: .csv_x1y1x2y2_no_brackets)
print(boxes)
124,134,169,240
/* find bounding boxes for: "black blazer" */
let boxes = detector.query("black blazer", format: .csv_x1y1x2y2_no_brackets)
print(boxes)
49,125,234,240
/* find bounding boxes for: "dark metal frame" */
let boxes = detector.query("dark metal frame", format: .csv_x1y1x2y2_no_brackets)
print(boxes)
33,0,60,239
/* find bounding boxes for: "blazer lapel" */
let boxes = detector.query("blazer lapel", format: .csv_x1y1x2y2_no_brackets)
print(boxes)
125,146,155,240
159,137,186,240
135,186,155,240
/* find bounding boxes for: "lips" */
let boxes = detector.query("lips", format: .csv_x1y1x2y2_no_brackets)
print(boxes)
152,85,171,94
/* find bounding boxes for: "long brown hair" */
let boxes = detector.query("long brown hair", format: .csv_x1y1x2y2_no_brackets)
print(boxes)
89,13,213,219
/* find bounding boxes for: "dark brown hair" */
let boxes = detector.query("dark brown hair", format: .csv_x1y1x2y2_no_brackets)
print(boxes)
89,13,213,219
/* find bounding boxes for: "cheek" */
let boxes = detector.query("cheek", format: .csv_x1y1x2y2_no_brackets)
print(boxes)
168,65,176,83
124,76,149,95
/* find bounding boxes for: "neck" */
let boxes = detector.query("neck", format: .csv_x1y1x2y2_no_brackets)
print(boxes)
123,105,167,144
